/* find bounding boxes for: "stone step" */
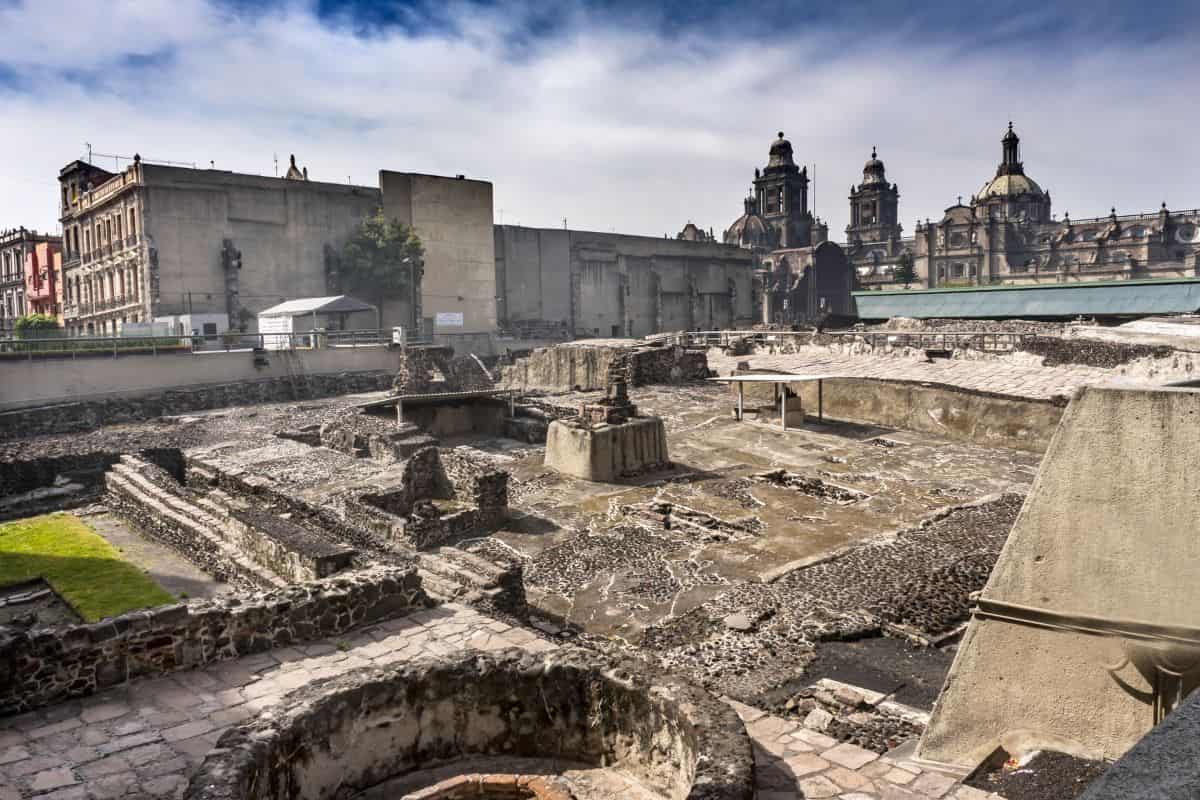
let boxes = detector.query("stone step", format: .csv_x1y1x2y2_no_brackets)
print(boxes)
416,569,463,601
428,545,509,582
109,463,228,533
105,465,284,590
414,551,495,591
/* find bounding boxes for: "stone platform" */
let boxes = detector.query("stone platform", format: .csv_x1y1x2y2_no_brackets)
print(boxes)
543,416,669,482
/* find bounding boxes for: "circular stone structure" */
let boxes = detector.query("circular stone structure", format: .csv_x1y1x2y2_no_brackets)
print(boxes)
184,647,754,800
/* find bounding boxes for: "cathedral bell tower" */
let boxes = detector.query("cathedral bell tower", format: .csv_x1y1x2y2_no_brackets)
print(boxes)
846,147,901,245
753,132,812,249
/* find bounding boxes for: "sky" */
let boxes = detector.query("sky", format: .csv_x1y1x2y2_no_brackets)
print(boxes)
1,0,1198,241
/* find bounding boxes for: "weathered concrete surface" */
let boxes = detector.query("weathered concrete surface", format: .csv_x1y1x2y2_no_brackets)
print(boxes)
920,386,1200,768
0,347,404,411
543,417,669,482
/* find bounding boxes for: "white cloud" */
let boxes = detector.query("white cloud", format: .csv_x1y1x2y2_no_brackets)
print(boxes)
1,0,1197,242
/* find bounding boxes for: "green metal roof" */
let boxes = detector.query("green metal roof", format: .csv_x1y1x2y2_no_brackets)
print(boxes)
853,278,1200,319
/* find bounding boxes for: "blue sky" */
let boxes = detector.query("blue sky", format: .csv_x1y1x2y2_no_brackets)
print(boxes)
1,0,1198,239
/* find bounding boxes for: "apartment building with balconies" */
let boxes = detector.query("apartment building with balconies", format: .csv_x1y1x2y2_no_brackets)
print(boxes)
0,228,61,334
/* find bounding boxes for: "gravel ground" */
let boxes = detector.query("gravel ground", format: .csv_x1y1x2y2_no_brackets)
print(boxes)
966,751,1108,799
638,494,1025,701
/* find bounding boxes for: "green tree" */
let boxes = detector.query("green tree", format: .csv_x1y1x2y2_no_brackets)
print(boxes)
894,251,917,289
338,211,423,328
13,313,60,339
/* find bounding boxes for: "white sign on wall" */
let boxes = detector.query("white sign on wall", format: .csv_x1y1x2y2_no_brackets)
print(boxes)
435,312,464,328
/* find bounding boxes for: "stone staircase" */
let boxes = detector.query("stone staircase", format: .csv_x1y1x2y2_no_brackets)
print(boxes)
414,545,526,617
104,455,285,591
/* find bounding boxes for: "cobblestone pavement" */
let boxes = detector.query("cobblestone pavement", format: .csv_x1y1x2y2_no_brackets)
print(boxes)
708,348,1119,400
0,603,1000,800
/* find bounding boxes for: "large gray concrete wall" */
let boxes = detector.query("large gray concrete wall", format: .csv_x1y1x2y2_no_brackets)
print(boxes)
494,225,755,338
380,172,496,336
919,385,1200,768
142,166,382,324
0,347,405,409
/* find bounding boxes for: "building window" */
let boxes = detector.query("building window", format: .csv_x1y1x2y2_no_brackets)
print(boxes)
129,208,137,237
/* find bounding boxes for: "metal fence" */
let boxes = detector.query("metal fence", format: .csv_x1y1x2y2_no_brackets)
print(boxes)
0,329,434,360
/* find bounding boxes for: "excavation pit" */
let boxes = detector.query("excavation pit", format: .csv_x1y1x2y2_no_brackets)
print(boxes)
184,647,754,800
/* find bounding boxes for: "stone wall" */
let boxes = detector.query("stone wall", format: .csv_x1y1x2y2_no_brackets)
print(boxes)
184,647,755,800
1020,335,1174,368
0,566,428,716
440,447,509,525
500,341,709,393
0,371,396,442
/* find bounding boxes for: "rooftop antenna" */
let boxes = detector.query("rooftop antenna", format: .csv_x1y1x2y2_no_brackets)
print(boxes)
85,142,92,164
563,217,568,230
273,153,279,177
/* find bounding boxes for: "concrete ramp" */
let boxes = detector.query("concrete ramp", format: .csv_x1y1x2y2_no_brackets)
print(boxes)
919,385,1200,769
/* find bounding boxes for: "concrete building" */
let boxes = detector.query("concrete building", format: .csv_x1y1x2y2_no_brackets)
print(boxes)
838,124,1200,289
58,155,384,337
0,228,61,334
494,225,755,339
379,171,496,349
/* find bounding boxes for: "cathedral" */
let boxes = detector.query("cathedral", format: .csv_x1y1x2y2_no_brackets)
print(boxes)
722,125,1200,304
722,133,853,325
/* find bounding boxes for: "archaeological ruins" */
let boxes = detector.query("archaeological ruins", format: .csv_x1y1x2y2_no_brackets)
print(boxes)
4,316,1200,800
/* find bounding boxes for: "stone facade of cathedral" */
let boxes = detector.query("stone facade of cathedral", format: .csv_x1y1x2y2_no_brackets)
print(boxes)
845,124,1200,289
724,125,1200,299
723,133,851,325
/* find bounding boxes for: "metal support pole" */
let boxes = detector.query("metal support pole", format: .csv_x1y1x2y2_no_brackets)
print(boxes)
779,383,787,432
818,379,823,421
396,398,403,425
737,381,744,421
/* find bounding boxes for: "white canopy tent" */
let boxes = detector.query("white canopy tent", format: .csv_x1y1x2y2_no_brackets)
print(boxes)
256,295,377,350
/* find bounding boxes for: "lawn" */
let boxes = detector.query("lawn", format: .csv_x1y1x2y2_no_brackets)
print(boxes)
0,513,175,622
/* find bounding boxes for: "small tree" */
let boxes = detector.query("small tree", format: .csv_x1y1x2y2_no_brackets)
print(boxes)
338,211,423,329
894,251,917,289
14,313,60,339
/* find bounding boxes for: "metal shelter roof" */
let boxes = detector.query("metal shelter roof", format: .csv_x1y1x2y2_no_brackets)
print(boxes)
257,295,376,318
709,374,843,383
853,279,1200,320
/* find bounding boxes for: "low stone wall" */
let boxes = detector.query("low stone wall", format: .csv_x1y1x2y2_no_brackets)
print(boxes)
0,371,396,442
184,647,755,800
1020,334,1174,368
732,371,1065,453
500,342,709,392
441,447,509,525
0,451,121,497
207,502,357,582
0,566,428,716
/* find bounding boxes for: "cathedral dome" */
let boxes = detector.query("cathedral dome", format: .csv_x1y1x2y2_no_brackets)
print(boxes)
977,173,1045,200
767,132,796,169
861,147,887,186
725,195,771,248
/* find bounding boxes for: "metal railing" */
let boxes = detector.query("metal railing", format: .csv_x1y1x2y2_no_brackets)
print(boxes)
0,328,433,360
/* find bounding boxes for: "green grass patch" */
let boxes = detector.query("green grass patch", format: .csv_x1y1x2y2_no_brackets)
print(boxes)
0,513,175,622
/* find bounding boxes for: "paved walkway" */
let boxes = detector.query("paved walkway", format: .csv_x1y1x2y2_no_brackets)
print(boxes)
709,348,1115,400
0,604,999,800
